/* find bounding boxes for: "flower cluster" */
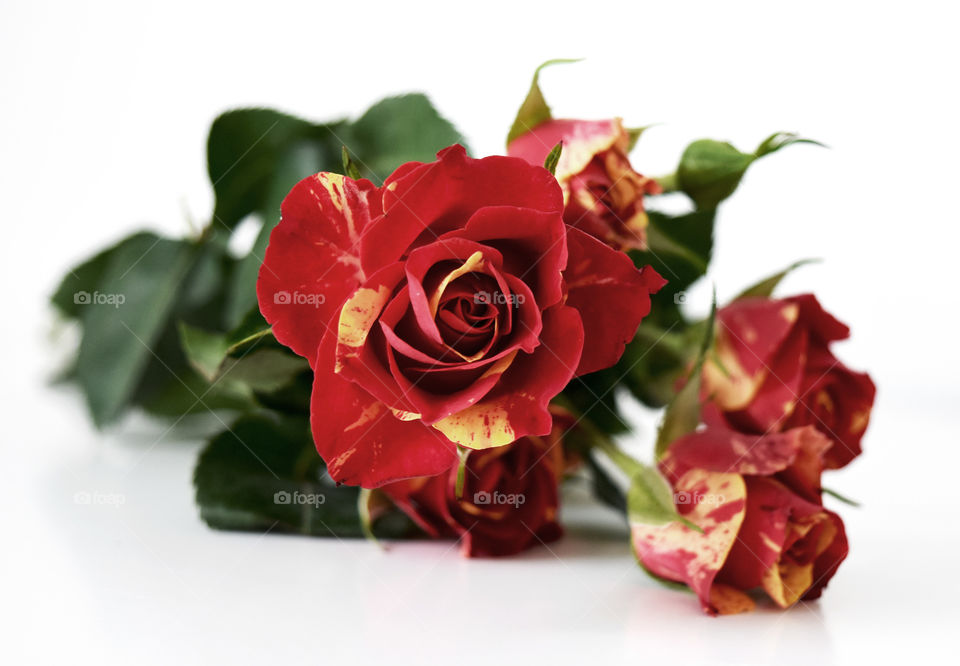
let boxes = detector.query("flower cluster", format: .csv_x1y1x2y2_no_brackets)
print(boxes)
54,62,875,617
632,296,874,613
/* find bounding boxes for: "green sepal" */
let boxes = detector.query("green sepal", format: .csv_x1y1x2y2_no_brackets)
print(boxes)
543,142,563,175
341,146,362,180
733,259,819,301
506,58,581,146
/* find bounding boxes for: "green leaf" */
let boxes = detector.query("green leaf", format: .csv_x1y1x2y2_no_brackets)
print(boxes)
559,372,630,436
178,322,230,382
178,307,274,384
631,209,715,307
132,364,254,417
543,142,562,175
618,322,693,408
733,259,819,301
341,146,362,180
207,109,344,231
51,233,146,319
218,348,309,393
195,414,360,536
74,233,197,425
349,94,468,181
179,319,305,395
222,140,337,326
677,132,823,209
506,58,581,146
194,414,415,538
627,463,699,531
225,307,273,350
654,294,716,460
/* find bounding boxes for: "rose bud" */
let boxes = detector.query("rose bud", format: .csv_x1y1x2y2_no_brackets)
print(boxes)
380,417,567,557
702,294,875,469
632,426,848,614
507,118,660,251
257,145,665,487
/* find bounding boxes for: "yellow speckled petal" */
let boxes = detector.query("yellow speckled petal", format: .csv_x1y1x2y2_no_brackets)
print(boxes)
432,401,516,450
631,470,747,613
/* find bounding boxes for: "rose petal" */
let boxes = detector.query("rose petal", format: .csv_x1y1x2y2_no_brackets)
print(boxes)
311,330,458,487
715,298,801,377
507,118,624,184
788,294,850,344
563,226,666,375
631,469,747,614
787,344,875,469
360,145,563,275
431,305,583,449
802,510,849,600
662,425,832,493
454,205,568,309
257,173,381,364
716,477,828,607
723,327,809,432
404,239,503,347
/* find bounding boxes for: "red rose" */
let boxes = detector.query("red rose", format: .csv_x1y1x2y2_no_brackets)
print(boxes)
381,413,569,557
702,294,875,469
507,118,660,251
632,426,848,614
257,145,665,487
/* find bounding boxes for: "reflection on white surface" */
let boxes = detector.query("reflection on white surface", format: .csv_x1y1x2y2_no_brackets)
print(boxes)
6,377,956,664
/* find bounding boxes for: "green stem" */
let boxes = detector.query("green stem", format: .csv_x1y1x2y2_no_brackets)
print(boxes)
590,428,643,479
653,172,679,194
454,447,470,498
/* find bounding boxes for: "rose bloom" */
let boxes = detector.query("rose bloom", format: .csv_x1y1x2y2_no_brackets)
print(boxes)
258,145,664,488
702,294,876,469
507,118,660,251
632,425,848,614
381,413,570,557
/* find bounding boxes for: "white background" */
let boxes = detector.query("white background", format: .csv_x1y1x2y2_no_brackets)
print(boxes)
2,1,958,664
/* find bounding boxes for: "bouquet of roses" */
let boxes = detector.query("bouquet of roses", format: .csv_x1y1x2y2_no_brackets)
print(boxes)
52,61,874,615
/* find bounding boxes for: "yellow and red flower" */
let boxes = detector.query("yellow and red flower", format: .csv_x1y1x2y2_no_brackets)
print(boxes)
257,145,664,487
702,294,876,469
632,426,848,614
381,413,569,557
508,118,660,251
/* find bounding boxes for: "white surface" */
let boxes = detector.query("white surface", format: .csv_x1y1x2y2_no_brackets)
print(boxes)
2,1,959,664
